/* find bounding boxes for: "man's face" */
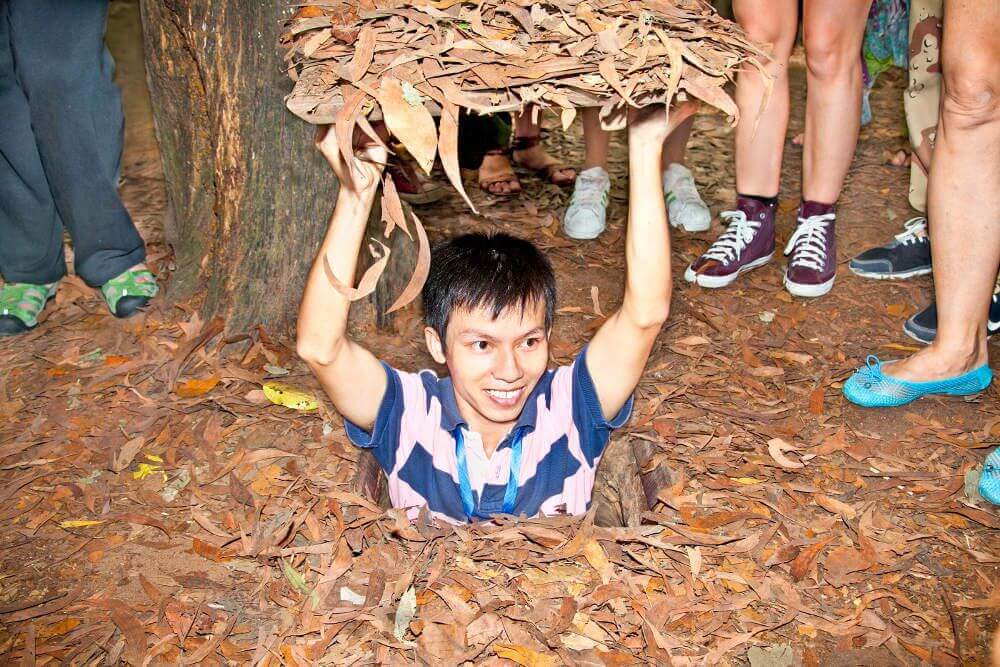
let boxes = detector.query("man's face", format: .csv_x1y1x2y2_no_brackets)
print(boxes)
425,300,549,431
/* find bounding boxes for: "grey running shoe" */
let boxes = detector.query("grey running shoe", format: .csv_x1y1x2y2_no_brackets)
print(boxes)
904,293,1000,344
850,217,931,280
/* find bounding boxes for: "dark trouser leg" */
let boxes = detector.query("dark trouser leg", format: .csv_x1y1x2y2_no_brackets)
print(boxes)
7,0,145,287
0,5,66,285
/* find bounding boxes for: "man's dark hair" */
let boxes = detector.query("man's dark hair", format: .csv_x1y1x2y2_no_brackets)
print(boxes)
422,232,556,341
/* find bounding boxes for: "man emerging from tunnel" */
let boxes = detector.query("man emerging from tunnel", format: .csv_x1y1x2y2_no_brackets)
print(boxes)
297,103,694,524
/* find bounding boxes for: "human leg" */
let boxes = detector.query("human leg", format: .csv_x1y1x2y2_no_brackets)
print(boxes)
7,0,147,289
783,0,872,297
844,0,1000,405
0,5,66,287
685,0,796,286
563,108,612,239
511,106,576,186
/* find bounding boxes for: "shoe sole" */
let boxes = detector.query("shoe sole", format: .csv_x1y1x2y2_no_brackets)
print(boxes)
904,320,1000,346
684,253,773,288
564,225,605,240
784,274,835,298
848,265,933,280
669,212,712,233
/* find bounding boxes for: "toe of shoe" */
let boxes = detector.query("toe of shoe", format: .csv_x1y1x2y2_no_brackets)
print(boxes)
0,315,32,337
114,295,152,319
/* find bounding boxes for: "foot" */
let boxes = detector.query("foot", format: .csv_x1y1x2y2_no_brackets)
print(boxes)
684,196,775,288
849,216,931,279
478,151,521,196
784,203,837,298
101,264,158,318
663,163,711,232
562,167,610,240
904,294,1000,345
511,136,576,186
843,352,992,408
0,281,59,336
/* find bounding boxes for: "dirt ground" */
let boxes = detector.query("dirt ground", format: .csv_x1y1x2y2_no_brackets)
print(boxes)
0,2,997,665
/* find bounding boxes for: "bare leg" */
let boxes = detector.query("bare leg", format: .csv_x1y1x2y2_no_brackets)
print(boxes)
581,107,612,172
885,0,1000,381
801,0,873,203
662,113,695,169
732,0,798,198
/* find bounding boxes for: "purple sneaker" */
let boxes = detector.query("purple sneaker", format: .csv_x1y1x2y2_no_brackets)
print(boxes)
784,202,837,297
684,196,776,288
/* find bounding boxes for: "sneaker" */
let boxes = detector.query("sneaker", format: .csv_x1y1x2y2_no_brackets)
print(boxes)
0,282,58,336
563,166,610,240
904,293,1000,345
663,163,711,232
101,265,158,318
849,217,931,280
980,449,1000,506
843,355,992,408
784,204,837,297
684,196,775,288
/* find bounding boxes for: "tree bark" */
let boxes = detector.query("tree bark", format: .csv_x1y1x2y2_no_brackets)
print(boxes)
139,0,335,334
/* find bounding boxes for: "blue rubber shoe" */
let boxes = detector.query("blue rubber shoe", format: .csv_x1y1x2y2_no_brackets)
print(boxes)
980,449,1000,506
843,355,993,408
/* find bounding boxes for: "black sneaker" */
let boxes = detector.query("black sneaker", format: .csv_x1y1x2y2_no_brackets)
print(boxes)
850,217,931,279
903,293,1000,344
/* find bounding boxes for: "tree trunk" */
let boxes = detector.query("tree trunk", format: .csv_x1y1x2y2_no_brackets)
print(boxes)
139,1,336,334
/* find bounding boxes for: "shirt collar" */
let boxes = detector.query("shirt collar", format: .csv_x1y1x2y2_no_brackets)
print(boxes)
438,372,550,440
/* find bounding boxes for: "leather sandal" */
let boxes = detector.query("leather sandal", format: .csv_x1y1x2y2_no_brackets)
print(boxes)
511,134,576,187
478,148,521,197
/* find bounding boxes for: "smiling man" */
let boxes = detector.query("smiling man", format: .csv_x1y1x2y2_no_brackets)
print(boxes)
297,103,691,524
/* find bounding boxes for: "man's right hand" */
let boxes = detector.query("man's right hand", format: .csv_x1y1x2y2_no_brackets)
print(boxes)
315,124,388,195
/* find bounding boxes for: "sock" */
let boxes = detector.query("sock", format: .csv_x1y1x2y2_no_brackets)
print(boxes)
800,200,836,218
738,193,778,209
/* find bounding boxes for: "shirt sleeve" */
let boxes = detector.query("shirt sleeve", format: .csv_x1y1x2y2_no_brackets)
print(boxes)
571,345,634,466
343,362,405,460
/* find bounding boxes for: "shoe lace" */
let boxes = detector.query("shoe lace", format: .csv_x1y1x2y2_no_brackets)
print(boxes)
784,213,835,271
894,217,928,246
702,210,759,265
856,355,887,383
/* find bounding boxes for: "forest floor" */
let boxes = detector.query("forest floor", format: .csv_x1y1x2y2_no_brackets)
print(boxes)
0,2,997,665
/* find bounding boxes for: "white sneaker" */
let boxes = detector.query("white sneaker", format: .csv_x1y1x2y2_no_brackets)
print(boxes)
563,167,610,240
663,163,711,232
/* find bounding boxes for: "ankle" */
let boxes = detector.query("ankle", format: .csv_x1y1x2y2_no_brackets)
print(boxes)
924,339,989,372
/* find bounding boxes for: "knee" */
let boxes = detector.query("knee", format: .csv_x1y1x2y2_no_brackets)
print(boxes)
941,70,999,131
736,14,794,62
805,29,857,82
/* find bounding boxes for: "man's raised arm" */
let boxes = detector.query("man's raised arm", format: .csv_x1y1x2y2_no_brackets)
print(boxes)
586,102,698,419
296,127,389,431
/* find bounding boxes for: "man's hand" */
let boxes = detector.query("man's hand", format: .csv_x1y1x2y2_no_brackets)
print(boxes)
315,124,388,195
627,101,699,148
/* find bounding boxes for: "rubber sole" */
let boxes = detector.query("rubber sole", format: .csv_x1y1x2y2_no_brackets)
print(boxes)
683,253,773,288
784,273,835,298
848,265,933,280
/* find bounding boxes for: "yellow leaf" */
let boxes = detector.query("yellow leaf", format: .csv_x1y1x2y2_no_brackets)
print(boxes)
133,462,167,481
731,477,764,485
60,519,105,528
176,376,220,398
494,643,557,667
145,453,164,463
262,382,319,411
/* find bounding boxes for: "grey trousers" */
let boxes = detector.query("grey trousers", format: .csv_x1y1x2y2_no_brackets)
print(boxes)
0,0,145,287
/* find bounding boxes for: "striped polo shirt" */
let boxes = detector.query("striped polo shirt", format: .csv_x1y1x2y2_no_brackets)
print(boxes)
344,348,633,524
